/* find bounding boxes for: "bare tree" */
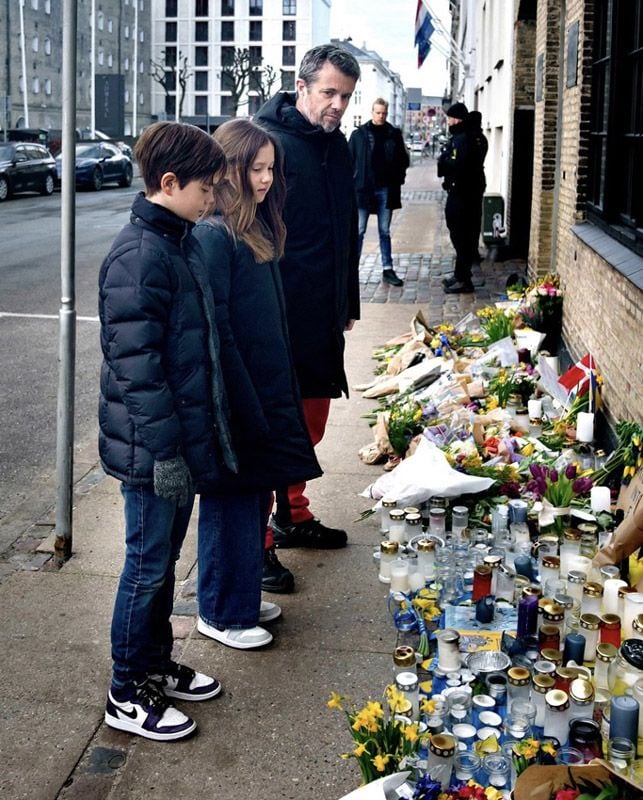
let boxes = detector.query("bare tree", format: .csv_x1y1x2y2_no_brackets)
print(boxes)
253,63,279,104
220,47,280,116
150,49,193,120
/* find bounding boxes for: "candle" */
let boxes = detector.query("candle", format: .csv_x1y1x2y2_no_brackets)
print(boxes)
591,486,612,514
544,689,571,745
389,558,410,595
388,509,406,543
436,629,461,673
609,695,640,747
563,632,586,666
379,540,400,583
528,398,543,419
514,554,535,580
576,411,594,443
544,355,559,374
603,579,627,615
624,593,643,638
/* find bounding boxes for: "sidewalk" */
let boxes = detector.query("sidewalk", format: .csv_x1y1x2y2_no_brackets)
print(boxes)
0,157,524,800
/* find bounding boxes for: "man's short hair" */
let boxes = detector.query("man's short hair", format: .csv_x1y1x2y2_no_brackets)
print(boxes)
298,44,361,85
134,121,226,193
372,98,389,110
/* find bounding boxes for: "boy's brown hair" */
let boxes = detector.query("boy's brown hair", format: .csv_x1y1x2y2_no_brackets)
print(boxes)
134,121,226,192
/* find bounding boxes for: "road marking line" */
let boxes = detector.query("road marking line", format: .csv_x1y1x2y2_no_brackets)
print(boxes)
0,312,99,322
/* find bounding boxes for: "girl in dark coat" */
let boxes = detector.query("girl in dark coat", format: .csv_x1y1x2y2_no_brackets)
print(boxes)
194,119,321,649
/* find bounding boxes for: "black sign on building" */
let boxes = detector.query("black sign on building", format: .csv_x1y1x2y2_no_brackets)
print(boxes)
95,74,125,138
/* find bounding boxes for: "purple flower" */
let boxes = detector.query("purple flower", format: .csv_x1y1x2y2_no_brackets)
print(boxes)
536,477,547,496
529,463,543,479
565,463,577,479
549,469,559,483
572,477,593,495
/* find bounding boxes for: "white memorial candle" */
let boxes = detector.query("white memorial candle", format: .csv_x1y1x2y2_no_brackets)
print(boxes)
591,486,611,514
603,579,628,615
576,411,594,443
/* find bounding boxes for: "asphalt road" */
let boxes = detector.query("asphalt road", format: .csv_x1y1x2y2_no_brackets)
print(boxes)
0,179,143,550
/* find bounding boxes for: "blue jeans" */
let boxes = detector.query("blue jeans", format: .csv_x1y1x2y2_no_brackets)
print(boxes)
357,187,393,266
197,491,270,629
111,483,195,689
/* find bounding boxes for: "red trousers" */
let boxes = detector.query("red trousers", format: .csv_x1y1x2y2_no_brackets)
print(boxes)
264,397,331,548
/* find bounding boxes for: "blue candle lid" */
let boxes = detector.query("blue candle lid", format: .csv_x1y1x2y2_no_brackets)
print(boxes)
622,639,643,670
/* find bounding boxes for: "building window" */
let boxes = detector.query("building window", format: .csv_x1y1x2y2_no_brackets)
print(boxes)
195,95,208,115
248,95,261,114
587,0,643,256
165,21,177,41
125,57,129,70
249,0,262,15
140,30,144,42
221,72,235,91
165,46,177,67
283,20,296,40
32,35,39,52
139,92,144,106
140,60,145,73
195,21,209,41
249,69,262,91
353,115,362,128
221,21,234,41
282,45,295,66
108,18,113,32
165,95,176,115
108,52,113,68
195,0,208,15
98,11,104,30
31,0,38,9
221,46,235,67
44,0,51,13
124,25,129,38
32,77,40,94
166,71,177,91
98,49,104,66
283,0,296,14
195,46,208,66
194,71,208,91
280,70,295,91
125,89,130,103
221,95,236,115
249,21,262,41
165,0,177,15
45,78,51,95
249,46,262,67
221,0,234,15
44,36,51,55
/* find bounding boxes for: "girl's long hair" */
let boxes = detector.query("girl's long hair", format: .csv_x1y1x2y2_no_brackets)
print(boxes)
212,118,286,263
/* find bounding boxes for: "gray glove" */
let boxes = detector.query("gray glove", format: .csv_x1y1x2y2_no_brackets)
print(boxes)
153,455,193,507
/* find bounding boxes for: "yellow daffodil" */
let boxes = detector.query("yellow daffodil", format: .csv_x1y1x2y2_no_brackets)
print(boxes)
485,788,503,800
475,733,500,756
486,396,499,411
413,597,432,610
385,685,407,713
542,741,557,756
353,742,368,758
420,697,436,714
371,753,390,772
419,679,432,694
420,659,432,671
327,691,344,710
403,723,419,743
365,700,384,719
521,442,535,456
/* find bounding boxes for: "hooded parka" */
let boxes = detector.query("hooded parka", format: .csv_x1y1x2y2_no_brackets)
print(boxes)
254,92,360,399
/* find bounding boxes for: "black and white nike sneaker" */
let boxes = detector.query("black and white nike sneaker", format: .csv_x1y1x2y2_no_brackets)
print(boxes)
105,678,196,741
148,661,222,702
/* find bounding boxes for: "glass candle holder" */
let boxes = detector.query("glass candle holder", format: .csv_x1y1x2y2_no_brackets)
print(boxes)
454,751,481,782
503,713,531,741
388,509,406,544
448,690,472,726
555,746,584,765
607,737,636,775
599,565,621,584
569,677,595,721
540,555,561,586
380,497,397,534
542,602,566,634
429,507,446,538
472,564,492,602
624,593,643,638
567,570,587,604
544,689,571,745
389,558,410,595
541,648,563,668
379,540,400,583
608,640,643,696
569,718,603,763
451,505,469,539
404,512,422,545
393,645,416,676
560,530,582,575
594,643,618,690
479,710,503,729
581,581,604,616
485,672,508,706
496,563,516,603
532,674,555,727
395,671,420,719
452,722,477,749
600,613,622,648
436,628,461,673
508,667,531,703
634,613,643,642
407,553,425,592
510,699,537,729
483,753,511,790
518,587,540,637
554,666,577,694
427,733,456,788
416,538,436,582
539,624,561,653
579,613,601,661
472,693,495,724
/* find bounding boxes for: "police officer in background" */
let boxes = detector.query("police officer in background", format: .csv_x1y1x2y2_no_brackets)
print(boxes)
437,102,487,294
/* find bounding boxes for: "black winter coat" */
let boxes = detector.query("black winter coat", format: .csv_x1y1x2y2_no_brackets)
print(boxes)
254,92,360,399
437,121,487,198
98,193,237,488
193,219,322,491
347,121,409,211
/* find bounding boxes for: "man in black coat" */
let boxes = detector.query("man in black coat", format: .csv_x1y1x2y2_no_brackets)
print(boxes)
437,102,487,294
348,98,410,286
254,44,360,575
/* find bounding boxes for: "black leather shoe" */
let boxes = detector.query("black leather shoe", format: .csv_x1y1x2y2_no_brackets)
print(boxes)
382,268,404,286
442,274,457,287
271,516,348,549
444,280,474,294
262,546,294,594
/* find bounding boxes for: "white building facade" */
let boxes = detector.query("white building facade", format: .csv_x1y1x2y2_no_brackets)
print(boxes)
151,0,331,120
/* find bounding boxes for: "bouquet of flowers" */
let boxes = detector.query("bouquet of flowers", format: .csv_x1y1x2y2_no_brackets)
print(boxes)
388,400,438,458
511,738,557,776
327,687,423,785
474,306,517,344
517,275,563,353
412,777,504,800
525,462,593,536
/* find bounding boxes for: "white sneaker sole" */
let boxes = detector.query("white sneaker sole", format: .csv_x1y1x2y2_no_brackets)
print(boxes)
104,711,196,741
197,618,273,649
162,682,222,702
259,601,282,623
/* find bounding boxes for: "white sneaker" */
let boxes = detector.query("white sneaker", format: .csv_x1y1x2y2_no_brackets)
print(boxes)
259,600,282,623
197,617,273,649
105,679,196,741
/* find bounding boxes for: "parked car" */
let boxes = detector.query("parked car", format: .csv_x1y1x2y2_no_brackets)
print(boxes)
56,142,133,190
0,142,57,201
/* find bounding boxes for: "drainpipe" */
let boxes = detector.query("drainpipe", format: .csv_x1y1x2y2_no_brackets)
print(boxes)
550,0,567,273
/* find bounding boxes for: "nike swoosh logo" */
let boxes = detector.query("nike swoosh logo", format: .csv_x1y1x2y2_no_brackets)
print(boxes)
117,706,139,720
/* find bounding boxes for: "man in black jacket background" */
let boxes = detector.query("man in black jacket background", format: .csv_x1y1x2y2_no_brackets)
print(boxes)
254,44,361,587
348,99,410,287
437,102,487,294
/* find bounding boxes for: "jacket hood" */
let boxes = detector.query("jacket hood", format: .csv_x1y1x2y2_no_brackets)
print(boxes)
255,91,335,141
448,120,466,136
131,192,193,240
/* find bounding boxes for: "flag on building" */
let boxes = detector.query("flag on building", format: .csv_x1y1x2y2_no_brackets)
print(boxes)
415,0,434,68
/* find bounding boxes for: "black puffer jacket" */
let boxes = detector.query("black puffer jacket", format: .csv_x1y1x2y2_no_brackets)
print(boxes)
193,218,322,491
348,121,409,211
437,120,487,197
98,193,236,487
254,92,360,399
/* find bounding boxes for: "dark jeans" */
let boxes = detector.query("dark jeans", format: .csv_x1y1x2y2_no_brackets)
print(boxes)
111,483,194,689
357,187,393,266
445,191,483,282
197,491,271,628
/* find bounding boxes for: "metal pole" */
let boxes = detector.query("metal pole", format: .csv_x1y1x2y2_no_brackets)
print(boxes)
90,0,95,136
54,0,77,565
18,0,29,126
133,0,138,135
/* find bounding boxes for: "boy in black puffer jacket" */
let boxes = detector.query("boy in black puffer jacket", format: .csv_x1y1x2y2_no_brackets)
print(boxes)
99,122,236,741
